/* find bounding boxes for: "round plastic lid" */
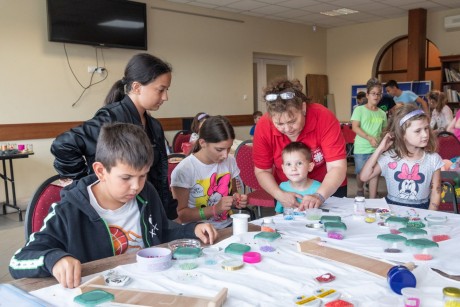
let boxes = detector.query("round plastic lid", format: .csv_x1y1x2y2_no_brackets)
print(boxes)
398,227,427,235
243,251,262,264
377,234,407,242
405,238,439,248
387,266,417,294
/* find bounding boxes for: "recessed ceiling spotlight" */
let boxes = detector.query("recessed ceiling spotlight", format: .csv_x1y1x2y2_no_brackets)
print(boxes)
320,8,359,17
312,24,317,32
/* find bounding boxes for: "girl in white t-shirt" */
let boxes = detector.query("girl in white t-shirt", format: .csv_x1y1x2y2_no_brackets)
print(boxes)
427,90,453,132
360,104,443,210
171,116,248,229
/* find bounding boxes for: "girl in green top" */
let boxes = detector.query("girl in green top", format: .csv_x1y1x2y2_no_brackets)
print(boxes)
351,80,387,198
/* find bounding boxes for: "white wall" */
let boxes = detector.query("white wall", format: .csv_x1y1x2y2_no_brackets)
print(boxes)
327,8,460,121
0,0,326,209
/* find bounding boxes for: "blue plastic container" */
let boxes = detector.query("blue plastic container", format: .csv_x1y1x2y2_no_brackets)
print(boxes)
387,265,417,295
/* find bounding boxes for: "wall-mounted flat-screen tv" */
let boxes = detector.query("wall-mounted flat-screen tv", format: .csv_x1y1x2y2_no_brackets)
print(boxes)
47,0,147,50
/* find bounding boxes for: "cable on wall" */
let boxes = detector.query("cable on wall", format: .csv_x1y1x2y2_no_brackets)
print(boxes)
63,44,109,107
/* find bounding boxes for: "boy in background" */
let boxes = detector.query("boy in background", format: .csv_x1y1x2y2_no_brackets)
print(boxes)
275,142,321,213
10,123,217,288
385,79,429,115
250,111,263,139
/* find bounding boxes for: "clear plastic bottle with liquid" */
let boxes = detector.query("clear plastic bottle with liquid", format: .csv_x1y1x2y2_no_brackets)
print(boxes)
354,196,366,216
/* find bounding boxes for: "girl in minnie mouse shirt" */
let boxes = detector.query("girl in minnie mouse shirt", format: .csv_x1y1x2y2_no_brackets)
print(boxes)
171,116,248,228
360,105,443,210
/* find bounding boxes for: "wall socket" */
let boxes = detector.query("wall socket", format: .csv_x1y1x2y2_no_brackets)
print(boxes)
88,66,104,74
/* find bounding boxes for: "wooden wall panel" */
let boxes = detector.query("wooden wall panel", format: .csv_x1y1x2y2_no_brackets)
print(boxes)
0,115,254,142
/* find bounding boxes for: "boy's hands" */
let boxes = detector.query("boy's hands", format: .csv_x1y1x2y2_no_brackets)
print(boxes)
52,256,82,288
194,223,218,245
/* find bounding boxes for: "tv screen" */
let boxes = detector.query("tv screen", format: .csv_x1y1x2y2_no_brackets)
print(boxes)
47,0,147,50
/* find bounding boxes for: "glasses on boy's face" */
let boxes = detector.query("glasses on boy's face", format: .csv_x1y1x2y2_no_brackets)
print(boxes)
369,92,382,97
265,91,296,102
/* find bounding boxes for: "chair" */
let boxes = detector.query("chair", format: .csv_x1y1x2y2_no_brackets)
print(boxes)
234,140,275,217
436,131,460,160
24,175,63,240
167,153,186,186
439,181,459,214
172,130,192,153
341,123,356,163
436,132,460,213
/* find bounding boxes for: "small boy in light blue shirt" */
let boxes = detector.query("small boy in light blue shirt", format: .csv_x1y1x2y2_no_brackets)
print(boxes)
275,142,321,213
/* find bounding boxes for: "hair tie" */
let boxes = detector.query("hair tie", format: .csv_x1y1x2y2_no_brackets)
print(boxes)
197,113,208,121
399,109,424,126
121,77,127,85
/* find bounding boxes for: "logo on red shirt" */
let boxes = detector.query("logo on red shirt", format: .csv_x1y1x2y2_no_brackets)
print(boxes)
311,147,325,167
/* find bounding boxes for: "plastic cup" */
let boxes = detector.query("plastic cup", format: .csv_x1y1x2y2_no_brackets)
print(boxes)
231,213,250,236
401,287,421,307
202,247,219,265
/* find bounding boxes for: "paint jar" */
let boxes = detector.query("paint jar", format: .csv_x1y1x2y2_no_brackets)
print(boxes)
27,144,34,152
305,208,322,221
386,216,409,234
173,246,201,270
254,231,281,252
405,238,439,261
443,287,460,307
377,234,407,253
428,225,452,243
202,247,220,265
365,208,377,223
260,217,276,232
353,196,366,216
398,227,427,239
283,207,295,220
401,287,421,307
324,222,347,240
17,144,25,151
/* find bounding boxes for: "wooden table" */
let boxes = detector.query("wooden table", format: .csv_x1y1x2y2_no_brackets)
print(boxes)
0,151,33,221
9,224,261,292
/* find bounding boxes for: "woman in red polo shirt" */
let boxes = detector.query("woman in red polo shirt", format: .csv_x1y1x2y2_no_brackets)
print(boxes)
253,78,347,210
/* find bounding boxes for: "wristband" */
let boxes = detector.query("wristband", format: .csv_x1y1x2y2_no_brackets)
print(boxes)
312,192,326,204
199,207,206,220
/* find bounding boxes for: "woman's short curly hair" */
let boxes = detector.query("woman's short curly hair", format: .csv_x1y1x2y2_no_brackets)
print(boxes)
263,78,311,115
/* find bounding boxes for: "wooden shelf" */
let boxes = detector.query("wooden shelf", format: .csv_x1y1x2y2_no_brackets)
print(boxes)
440,55,460,107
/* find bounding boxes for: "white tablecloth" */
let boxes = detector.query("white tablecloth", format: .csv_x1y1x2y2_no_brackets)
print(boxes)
31,197,460,306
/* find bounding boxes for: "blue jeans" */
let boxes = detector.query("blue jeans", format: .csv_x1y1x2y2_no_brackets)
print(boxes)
354,153,372,174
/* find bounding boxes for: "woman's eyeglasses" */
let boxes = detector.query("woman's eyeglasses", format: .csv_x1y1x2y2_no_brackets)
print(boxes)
265,91,296,102
369,92,382,97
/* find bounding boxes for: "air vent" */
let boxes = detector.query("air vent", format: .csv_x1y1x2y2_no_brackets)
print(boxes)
444,15,460,31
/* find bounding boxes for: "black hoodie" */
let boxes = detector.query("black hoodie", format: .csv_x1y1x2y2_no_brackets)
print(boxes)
9,174,197,279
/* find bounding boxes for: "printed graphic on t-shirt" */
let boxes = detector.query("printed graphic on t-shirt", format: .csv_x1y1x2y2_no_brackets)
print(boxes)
392,162,425,200
109,225,143,255
190,172,232,221
311,147,325,167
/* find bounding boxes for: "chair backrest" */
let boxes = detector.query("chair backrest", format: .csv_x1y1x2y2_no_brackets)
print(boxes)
168,153,186,186
341,123,356,144
25,175,63,240
172,130,192,153
234,140,263,191
436,131,460,160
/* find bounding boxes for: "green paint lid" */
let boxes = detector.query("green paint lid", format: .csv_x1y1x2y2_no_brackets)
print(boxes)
320,215,342,223
173,246,201,259
405,238,439,248
324,221,347,231
398,227,427,235
377,234,407,242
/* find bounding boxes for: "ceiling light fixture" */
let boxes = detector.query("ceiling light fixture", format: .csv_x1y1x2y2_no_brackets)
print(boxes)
320,8,359,17
312,24,317,32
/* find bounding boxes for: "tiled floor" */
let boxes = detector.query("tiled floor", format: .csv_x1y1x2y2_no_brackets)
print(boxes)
0,213,25,283
0,164,388,284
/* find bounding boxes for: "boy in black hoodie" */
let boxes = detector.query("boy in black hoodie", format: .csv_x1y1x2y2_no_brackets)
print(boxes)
10,123,217,288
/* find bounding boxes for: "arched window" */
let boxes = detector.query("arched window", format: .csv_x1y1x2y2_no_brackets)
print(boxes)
373,36,441,90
